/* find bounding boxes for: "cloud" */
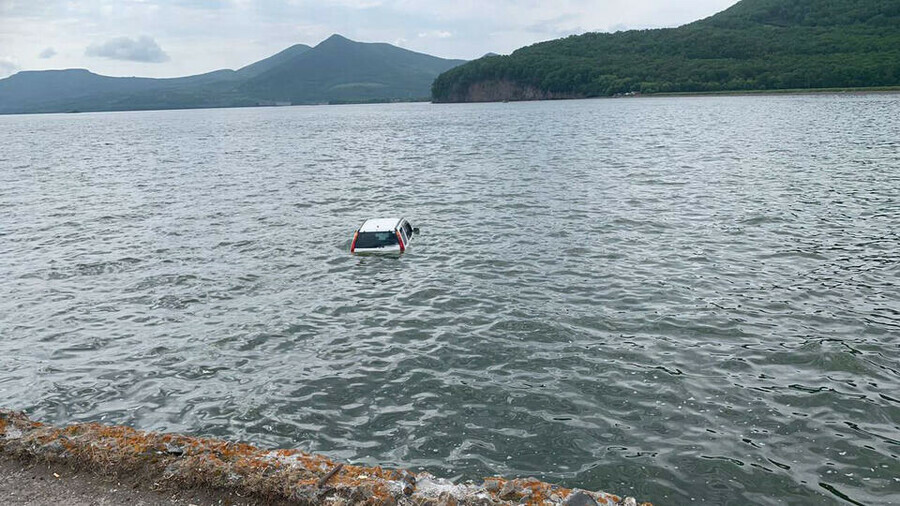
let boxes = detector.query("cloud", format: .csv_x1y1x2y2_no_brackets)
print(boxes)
85,36,170,63
0,57,19,78
171,0,232,8
525,14,586,36
417,30,452,39
326,0,385,8
0,0,741,77
38,47,57,59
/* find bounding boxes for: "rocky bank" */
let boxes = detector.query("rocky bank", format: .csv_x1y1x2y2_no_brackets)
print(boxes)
0,410,649,506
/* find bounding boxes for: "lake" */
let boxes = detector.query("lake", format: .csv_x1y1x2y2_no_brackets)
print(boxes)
1,94,898,505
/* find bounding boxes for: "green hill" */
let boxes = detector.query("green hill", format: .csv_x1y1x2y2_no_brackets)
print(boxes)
240,35,466,103
0,36,464,114
431,0,900,102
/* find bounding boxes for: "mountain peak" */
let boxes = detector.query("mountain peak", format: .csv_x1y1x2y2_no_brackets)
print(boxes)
318,34,355,46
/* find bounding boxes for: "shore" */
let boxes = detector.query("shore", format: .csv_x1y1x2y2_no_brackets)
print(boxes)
0,457,251,506
647,86,900,98
0,410,648,506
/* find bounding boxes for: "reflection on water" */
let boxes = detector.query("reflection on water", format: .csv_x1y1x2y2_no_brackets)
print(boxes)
1,95,899,505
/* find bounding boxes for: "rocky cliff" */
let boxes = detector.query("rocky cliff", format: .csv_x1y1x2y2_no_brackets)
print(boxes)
433,80,582,103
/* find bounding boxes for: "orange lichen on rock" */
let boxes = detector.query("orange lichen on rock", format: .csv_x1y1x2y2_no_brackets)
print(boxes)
0,409,649,505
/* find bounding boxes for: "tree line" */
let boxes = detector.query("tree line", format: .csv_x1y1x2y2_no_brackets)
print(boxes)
432,0,900,101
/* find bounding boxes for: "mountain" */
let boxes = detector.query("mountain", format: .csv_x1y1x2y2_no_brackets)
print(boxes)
0,36,463,114
240,35,466,103
235,44,312,78
0,68,254,114
432,0,900,102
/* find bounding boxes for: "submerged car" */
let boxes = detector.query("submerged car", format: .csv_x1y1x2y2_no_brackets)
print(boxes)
350,218,418,254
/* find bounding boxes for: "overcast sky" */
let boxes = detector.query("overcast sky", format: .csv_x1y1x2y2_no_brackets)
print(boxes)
0,0,739,79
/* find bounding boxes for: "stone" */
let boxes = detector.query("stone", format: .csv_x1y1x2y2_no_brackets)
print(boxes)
519,492,533,504
349,484,376,503
164,443,184,456
401,470,417,484
377,495,398,506
564,491,598,506
499,480,521,500
438,491,459,506
483,479,501,492
401,470,417,496
623,498,637,506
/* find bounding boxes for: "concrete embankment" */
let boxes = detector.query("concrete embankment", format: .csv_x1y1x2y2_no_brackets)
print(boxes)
0,410,649,506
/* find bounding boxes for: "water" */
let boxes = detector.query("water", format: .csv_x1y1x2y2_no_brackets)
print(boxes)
1,95,898,505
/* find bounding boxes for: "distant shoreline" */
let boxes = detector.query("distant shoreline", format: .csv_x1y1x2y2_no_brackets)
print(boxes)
648,86,900,98
432,85,900,104
0,99,433,117
2,86,898,116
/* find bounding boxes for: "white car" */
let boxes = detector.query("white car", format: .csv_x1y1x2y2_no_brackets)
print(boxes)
350,218,418,254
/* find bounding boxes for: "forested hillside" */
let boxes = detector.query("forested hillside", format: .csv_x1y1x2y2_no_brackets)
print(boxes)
432,0,900,102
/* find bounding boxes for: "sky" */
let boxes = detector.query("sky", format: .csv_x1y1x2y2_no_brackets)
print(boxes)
0,0,740,79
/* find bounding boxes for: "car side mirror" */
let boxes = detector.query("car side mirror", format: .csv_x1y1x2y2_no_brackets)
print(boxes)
413,227,420,235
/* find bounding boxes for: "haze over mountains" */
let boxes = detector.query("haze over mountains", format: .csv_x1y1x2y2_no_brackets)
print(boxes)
0,35,465,114
433,0,900,102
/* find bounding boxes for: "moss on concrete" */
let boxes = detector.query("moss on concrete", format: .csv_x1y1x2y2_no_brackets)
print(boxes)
0,410,649,506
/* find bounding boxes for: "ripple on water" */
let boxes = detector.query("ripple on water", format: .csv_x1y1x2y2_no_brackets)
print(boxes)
1,96,899,505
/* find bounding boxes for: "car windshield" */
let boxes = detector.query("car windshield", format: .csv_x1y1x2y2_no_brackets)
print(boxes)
355,231,398,249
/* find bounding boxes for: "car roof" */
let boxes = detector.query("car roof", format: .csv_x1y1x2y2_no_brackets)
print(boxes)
359,218,402,232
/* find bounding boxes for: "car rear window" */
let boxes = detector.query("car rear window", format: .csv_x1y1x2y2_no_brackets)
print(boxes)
355,231,398,249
